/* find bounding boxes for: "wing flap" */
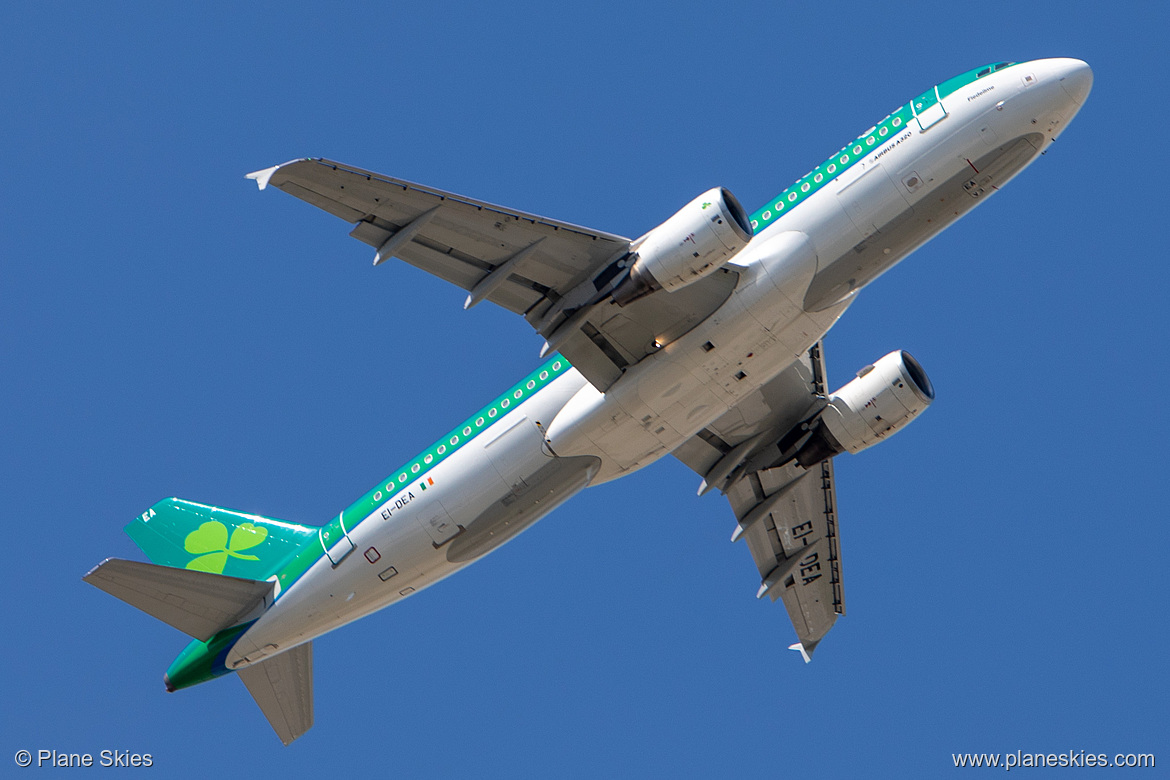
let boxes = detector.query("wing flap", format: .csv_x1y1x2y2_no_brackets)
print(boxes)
395,237,547,313
238,642,314,746
83,558,273,641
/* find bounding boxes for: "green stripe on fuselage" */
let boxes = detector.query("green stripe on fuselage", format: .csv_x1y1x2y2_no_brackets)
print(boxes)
748,62,1016,232
269,354,573,595
168,356,574,688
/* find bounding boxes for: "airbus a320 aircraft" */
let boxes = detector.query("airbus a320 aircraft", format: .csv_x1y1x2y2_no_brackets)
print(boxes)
86,58,1091,744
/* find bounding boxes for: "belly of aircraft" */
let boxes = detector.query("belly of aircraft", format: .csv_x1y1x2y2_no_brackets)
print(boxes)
803,132,1047,311
225,372,604,663
545,289,854,483
228,73,1071,668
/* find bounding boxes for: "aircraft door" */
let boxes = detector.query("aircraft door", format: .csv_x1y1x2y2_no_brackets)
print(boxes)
911,85,948,131
320,513,356,566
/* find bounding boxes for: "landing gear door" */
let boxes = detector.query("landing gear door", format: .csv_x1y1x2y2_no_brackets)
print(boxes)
911,85,948,131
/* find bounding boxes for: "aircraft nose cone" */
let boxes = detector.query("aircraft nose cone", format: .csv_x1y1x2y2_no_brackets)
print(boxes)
1057,58,1093,106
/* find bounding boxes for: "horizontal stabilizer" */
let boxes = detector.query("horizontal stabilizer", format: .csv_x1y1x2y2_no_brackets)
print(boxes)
239,642,314,746
83,558,273,641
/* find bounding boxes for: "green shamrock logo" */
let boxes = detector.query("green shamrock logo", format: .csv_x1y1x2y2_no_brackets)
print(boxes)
183,521,268,573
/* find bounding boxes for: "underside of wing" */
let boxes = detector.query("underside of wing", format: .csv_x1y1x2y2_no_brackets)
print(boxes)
251,158,630,317
731,458,843,659
673,342,845,658
251,158,741,391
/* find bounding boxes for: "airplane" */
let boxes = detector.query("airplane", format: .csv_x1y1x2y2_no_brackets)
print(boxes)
85,57,1092,744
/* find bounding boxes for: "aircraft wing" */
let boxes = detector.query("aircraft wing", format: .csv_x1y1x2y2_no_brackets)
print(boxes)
249,159,739,391
671,342,845,659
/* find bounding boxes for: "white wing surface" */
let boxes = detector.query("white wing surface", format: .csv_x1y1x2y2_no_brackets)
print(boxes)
251,159,739,391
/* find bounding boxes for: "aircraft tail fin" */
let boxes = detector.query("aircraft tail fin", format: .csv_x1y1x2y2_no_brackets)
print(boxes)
239,642,314,745
124,498,318,581
83,558,273,641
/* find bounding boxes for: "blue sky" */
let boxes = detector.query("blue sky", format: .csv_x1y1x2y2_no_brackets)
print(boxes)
3,2,1166,776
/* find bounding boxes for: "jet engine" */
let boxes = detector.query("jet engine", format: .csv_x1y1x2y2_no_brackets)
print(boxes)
795,351,935,468
612,187,753,305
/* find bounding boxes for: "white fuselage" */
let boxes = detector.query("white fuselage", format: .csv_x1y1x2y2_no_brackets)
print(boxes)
226,57,1090,668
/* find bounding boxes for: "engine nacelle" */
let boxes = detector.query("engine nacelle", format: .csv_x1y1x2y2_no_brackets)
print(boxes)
612,187,752,305
795,351,935,468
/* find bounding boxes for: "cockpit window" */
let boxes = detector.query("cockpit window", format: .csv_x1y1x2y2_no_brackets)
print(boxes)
978,62,1015,78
